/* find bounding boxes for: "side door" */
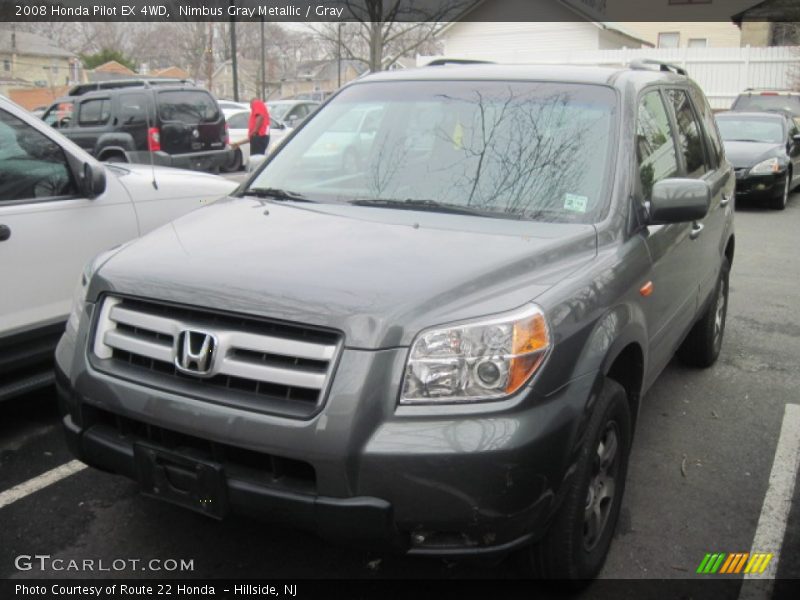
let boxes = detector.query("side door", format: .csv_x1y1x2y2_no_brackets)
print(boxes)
69,96,112,156
116,91,152,153
671,86,734,307
635,89,704,387
0,103,138,338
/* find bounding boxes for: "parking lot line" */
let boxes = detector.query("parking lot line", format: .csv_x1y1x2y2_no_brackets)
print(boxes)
739,403,800,600
0,460,87,510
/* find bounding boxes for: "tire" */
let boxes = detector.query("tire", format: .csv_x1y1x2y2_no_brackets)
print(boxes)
771,172,790,210
223,149,243,173
526,378,632,581
677,257,730,368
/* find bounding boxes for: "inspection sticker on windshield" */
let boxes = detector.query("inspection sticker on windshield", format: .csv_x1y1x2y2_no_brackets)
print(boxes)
563,193,588,213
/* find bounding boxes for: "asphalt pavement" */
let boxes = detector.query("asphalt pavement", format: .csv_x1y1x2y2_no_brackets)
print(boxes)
1,191,799,595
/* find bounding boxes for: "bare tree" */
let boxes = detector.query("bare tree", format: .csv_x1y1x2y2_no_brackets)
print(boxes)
312,0,477,72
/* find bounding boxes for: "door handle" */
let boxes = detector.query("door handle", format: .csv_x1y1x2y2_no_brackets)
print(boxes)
720,193,731,207
690,222,704,240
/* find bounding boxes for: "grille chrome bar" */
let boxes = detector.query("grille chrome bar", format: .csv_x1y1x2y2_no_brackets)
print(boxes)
92,295,342,416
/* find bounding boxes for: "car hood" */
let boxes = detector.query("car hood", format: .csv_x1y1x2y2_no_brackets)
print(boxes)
108,163,238,203
93,198,597,349
722,141,784,169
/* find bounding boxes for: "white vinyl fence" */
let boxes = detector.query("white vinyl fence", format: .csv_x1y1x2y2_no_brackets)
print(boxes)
418,46,800,110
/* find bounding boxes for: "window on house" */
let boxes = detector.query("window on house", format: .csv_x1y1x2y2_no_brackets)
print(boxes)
3,59,9,71
688,38,708,48
657,32,680,48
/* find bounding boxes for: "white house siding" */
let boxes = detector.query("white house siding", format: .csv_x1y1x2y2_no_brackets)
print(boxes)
442,21,602,61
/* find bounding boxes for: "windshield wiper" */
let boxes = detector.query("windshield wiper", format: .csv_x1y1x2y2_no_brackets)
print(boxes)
351,198,511,218
241,187,312,202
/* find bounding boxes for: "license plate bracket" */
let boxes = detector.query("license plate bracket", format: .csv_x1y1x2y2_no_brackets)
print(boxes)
134,442,229,519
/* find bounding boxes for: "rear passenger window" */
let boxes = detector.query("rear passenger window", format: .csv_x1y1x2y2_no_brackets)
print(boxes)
119,93,148,125
667,89,708,178
78,99,110,126
636,91,679,199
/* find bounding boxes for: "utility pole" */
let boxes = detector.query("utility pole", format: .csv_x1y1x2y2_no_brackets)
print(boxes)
260,17,266,98
337,22,342,88
205,22,214,92
229,4,239,101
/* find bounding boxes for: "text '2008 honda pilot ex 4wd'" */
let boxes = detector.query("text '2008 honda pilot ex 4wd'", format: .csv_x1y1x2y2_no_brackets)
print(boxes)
57,62,735,579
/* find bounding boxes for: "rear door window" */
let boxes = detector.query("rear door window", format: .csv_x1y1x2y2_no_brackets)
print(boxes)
667,89,709,178
157,91,219,124
636,90,679,199
78,98,111,127
689,87,723,169
119,93,149,125
227,112,249,129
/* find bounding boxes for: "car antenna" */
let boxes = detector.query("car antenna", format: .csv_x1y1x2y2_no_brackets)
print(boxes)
145,92,158,190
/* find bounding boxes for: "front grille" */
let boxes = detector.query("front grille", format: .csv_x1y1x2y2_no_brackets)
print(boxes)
90,296,342,418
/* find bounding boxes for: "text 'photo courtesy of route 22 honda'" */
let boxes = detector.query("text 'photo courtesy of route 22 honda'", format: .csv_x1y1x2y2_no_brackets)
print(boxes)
56,61,735,580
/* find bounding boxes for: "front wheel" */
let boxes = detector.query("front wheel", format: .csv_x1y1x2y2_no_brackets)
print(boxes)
677,257,730,368
525,377,632,581
772,172,790,210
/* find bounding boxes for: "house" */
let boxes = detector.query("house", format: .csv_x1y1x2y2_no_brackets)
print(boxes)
624,22,742,49
436,0,652,63
279,59,367,99
149,66,191,80
731,0,800,47
0,28,79,96
211,58,281,101
87,60,136,82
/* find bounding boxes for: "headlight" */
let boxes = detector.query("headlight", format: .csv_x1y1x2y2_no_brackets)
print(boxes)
400,304,551,404
750,157,780,174
65,261,93,335
65,246,125,335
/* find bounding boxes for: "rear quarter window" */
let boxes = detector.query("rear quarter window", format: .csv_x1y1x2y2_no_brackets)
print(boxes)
157,91,220,124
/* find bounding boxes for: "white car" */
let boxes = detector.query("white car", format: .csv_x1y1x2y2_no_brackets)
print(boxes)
223,108,293,172
0,96,237,400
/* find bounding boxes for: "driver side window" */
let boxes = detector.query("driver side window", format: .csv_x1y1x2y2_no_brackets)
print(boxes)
0,108,77,202
636,90,679,200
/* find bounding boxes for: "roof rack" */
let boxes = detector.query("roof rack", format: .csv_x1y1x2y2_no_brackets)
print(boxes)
742,87,797,93
629,59,687,77
426,58,495,67
67,78,195,96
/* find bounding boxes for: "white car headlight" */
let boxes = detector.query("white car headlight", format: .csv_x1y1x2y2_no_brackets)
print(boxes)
400,304,551,404
750,157,780,174
65,246,125,335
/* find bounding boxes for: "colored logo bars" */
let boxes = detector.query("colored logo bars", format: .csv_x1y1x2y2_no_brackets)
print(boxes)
696,552,774,575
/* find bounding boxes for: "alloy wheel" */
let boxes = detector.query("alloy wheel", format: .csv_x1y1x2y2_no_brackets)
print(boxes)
583,423,620,552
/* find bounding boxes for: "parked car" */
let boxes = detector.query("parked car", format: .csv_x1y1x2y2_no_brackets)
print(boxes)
0,96,237,401
222,108,292,172
267,100,319,128
731,89,800,127
716,111,800,209
57,62,734,580
300,105,383,173
41,82,231,172
217,100,250,112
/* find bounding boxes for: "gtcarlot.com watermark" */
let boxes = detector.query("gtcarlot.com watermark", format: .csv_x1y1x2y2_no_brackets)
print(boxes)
15,554,194,573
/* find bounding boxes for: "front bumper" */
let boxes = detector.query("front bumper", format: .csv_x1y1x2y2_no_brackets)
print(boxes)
56,310,595,557
734,170,786,201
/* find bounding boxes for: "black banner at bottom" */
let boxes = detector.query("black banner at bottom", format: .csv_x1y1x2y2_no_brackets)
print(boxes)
2,578,800,600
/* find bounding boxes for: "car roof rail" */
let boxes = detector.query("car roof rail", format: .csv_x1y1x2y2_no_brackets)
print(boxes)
425,58,495,67
628,59,687,77
742,87,795,92
67,78,195,96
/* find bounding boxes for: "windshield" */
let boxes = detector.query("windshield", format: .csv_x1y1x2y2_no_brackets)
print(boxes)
717,117,785,144
157,91,220,124
248,81,616,222
733,94,800,115
267,103,291,121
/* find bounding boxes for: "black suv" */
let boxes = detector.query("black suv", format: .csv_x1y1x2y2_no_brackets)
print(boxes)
42,82,230,172
57,61,734,580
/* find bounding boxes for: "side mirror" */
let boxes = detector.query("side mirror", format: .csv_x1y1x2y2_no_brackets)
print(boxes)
648,178,710,225
793,134,800,144
248,153,267,173
273,119,285,130
83,161,107,199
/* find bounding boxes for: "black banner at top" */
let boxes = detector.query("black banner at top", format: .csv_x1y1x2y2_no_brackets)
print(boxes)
1,0,799,23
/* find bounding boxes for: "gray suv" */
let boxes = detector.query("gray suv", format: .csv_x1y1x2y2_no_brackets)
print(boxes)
56,62,735,579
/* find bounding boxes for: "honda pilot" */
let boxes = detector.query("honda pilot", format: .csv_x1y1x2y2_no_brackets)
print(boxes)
56,62,735,579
